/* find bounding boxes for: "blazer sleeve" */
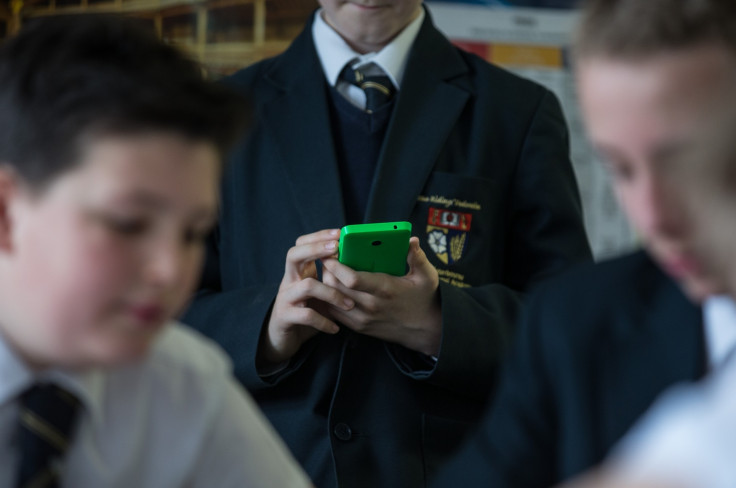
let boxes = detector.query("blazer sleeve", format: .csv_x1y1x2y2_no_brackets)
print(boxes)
430,285,560,488
394,89,592,399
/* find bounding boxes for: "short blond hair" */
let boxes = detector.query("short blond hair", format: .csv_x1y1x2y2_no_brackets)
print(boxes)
575,0,736,60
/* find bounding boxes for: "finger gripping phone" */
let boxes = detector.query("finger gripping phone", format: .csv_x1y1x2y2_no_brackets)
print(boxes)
338,221,412,276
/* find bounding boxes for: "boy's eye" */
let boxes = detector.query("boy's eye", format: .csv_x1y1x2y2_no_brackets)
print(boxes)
600,156,634,184
101,215,149,236
605,162,633,183
183,226,211,245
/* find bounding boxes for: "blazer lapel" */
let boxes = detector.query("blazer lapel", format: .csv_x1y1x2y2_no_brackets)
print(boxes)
365,11,472,223
259,17,346,231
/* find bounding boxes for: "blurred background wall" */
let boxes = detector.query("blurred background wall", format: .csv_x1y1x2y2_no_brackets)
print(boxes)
0,0,637,259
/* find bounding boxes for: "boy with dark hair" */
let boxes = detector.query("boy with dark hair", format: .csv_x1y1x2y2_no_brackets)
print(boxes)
0,14,311,487
431,0,736,486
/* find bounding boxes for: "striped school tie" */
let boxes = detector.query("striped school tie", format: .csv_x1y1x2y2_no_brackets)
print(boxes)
340,64,396,114
16,383,81,488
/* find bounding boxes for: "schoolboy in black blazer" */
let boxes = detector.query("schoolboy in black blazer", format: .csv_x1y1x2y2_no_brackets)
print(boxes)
184,3,591,487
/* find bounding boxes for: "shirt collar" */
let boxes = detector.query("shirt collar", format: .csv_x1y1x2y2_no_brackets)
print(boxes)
0,330,104,426
703,295,736,370
312,7,425,90
0,330,35,407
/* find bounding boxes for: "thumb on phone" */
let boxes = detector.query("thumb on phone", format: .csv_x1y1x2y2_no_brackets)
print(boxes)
406,237,429,273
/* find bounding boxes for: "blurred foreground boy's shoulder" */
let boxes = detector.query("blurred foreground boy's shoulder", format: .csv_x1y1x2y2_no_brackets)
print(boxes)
432,0,736,486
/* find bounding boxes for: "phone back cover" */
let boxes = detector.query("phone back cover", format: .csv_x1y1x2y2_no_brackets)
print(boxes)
339,222,411,276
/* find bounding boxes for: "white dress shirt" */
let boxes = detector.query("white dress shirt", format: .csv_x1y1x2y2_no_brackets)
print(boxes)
609,296,736,488
0,323,312,488
704,295,736,369
312,7,424,110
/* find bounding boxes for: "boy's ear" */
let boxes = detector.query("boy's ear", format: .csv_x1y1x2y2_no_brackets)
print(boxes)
0,166,20,253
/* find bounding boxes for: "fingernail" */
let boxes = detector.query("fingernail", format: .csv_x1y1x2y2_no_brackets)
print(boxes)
325,241,336,250
343,298,354,309
330,229,339,236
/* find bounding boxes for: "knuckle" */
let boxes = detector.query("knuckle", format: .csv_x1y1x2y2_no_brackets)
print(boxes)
296,277,318,294
351,319,368,332
375,282,393,299
330,288,345,303
343,273,360,289
301,276,318,287
295,307,317,324
285,245,300,262
362,297,380,314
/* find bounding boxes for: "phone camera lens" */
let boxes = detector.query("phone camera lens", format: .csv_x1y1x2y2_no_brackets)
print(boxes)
372,240,382,246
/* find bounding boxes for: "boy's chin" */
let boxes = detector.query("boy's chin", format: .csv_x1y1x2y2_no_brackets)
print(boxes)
70,332,161,369
678,274,726,304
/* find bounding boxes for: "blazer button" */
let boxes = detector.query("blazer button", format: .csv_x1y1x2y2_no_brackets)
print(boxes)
333,422,353,441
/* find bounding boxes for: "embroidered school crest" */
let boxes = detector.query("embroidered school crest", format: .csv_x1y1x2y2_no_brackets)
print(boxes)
426,207,472,265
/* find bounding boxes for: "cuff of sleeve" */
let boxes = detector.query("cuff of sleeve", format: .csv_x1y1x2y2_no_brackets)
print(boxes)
385,343,438,378
257,360,291,377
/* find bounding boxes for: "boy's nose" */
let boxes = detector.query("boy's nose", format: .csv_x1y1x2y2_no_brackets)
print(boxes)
144,239,185,288
639,179,684,239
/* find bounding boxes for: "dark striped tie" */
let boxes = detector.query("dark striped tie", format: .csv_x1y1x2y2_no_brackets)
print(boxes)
340,65,396,114
16,383,82,488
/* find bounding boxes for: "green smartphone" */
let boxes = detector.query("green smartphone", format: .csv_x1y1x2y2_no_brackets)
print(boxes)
338,221,412,276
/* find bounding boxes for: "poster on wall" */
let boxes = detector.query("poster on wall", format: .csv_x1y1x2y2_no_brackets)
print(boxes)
426,1,636,260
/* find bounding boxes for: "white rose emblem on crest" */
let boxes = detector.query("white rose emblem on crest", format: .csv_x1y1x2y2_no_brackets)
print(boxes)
428,229,447,255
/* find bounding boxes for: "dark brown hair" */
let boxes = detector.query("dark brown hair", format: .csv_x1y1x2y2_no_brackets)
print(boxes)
0,14,247,188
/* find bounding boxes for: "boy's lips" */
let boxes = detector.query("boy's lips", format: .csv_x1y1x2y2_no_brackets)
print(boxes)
350,2,386,10
660,253,703,279
128,304,166,326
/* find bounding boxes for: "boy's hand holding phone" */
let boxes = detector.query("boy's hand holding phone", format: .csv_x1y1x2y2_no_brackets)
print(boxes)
259,223,442,368
258,229,355,366
322,234,442,357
